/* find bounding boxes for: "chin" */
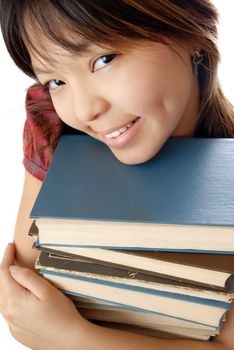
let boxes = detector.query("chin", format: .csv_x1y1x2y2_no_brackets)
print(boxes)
111,148,160,165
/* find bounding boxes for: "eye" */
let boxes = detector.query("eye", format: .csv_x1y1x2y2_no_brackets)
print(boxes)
45,79,65,91
92,54,117,71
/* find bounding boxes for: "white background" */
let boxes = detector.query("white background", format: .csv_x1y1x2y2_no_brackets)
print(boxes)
0,1,234,348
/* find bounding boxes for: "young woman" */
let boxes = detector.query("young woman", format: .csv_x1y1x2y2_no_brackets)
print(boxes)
0,1,233,349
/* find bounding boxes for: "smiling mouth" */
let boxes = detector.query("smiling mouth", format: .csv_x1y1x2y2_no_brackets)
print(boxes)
105,117,140,139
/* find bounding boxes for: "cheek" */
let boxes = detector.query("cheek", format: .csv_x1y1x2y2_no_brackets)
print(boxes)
51,95,69,121
51,95,87,131
118,63,193,120
114,42,193,118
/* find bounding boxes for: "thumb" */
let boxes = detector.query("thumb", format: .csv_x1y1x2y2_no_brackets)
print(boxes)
9,265,53,300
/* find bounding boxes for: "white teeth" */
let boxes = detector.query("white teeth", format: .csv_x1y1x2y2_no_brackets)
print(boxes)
105,121,134,139
111,130,121,138
119,126,128,133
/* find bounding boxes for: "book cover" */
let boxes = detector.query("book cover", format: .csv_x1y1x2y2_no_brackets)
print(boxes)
36,251,234,299
38,267,231,327
34,242,234,290
30,135,234,251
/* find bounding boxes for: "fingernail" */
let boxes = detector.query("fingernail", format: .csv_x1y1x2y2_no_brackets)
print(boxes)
9,265,21,274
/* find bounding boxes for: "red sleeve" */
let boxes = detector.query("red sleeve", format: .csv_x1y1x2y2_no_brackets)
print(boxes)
23,85,63,181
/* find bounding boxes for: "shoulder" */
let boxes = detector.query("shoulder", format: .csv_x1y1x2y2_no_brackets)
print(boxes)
23,84,64,181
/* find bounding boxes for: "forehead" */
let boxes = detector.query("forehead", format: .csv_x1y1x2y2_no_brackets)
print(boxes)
25,25,106,73
26,25,94,56
22,6,141,71
23,9,111,68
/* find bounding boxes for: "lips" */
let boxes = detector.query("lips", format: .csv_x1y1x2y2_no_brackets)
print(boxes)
102,117,139,139
105,120,135,139
100,117,142,149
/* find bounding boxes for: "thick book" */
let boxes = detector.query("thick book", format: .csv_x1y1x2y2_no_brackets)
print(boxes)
36,252,232,327
36,251,234,300
76,300,218,340
30,135,234,252
72,295,219,334
92,321,212,341
34,242,234,291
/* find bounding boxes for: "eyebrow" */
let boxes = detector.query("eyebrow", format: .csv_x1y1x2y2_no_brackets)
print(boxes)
33,39,96,75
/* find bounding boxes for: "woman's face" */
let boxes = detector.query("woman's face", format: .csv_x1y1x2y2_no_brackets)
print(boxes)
31,38,200,164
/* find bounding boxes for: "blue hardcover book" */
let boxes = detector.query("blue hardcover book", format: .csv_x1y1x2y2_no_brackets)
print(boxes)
30,135,234,252
37,265,231,327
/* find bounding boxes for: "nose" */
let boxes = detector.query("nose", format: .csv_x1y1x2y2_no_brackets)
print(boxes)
71,84,110,122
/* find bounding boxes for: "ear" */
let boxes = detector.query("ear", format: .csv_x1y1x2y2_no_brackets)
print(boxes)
191,50,204,74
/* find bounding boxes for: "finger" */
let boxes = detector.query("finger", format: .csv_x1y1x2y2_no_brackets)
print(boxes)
0,243,15,268
1,244,36,298
9,265,54,300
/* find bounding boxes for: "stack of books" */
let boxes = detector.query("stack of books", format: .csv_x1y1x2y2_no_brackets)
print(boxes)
30,135,234,341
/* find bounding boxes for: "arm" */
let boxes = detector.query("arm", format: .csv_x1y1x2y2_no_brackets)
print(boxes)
0,170,92,349
82,306,234,350
0,171,233,350
13,170,43,269
1,251,233,350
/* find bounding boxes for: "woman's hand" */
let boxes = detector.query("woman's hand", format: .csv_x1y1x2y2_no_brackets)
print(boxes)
1,243,234,350
0,243,90,350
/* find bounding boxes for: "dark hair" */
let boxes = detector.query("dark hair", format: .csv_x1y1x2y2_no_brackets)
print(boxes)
1,0,234,144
